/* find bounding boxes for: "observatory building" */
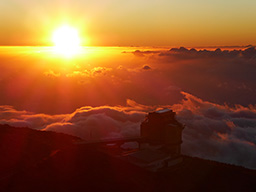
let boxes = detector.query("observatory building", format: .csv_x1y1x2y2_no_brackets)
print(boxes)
121,109,184,172
78,109,184,172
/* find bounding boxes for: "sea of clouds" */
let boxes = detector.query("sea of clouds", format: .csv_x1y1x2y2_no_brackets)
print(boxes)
0,46,256,169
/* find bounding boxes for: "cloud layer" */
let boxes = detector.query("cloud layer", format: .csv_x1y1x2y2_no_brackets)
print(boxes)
1,92,256,169
131,46,256,107
1,47,256,169
173,92,256,169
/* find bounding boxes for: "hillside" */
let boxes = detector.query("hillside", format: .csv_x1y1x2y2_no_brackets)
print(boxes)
0,124,255,192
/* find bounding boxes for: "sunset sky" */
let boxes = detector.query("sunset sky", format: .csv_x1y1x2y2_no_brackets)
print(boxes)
1,0,256,46
0,1,256,170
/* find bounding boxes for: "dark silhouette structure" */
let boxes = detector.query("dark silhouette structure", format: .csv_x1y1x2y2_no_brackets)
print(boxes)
141,109,184,153
77,109,185,171
120,109,184,171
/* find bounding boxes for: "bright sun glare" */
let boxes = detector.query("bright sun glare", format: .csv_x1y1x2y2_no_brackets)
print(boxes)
52,25,81,57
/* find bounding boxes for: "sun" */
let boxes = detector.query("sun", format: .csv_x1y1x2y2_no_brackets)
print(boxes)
52,25,81,57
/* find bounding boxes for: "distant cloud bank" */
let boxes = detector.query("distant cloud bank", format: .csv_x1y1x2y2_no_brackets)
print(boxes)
1,91,256,169
132,46,256,59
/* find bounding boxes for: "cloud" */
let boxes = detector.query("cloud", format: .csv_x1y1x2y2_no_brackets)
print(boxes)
173,92,256,169
44,70,60,78
129,47,256,107
131,50,159,57
0,101,148,140
66,67,112,78
1,46,256,116
142,65,151,70
6,46,255,114
1,93,255,169
0,105,29,120
132,46,256,60
44,102,154,140
0,105,67,129
1,46,256,169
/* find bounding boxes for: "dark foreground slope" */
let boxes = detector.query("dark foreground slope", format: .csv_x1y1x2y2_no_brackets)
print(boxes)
0,124,255,192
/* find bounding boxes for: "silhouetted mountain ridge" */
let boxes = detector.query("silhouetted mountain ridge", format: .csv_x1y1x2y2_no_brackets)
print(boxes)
0,124,255,192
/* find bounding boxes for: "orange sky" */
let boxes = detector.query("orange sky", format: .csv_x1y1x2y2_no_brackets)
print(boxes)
1,0,256,46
